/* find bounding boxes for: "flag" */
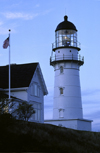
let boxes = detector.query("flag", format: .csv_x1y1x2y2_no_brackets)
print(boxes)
3,37,9,49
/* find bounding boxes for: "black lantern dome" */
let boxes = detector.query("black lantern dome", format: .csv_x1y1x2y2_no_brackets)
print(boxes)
55,16,77,32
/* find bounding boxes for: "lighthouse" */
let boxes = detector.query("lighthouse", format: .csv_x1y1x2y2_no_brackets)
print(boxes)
45,15,92,131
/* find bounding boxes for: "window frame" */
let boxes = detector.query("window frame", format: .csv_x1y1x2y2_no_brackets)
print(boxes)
60,66,63,74
59,87,64,95
31,83,40,97
59,108,64,118
31,102,41,122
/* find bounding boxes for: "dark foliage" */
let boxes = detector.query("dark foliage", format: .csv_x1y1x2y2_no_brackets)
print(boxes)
0,91,15,115
0,91,9,114
14,101,35,121
0,113,15,129
0,120,100,152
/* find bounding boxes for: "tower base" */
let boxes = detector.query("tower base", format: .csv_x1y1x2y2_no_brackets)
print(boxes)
44,118,92,131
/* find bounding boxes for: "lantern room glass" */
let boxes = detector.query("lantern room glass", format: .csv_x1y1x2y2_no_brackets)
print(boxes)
55,30,77,48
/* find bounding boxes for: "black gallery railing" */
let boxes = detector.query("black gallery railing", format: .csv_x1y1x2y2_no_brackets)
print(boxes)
50,54,84,63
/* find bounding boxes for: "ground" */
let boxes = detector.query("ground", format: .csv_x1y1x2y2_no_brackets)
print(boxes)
0,116,100,152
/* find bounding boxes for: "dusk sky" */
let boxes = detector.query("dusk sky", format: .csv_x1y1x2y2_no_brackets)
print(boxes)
0,0,100,131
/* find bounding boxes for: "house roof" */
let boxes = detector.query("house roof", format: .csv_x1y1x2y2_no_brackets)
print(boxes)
0,63,38,89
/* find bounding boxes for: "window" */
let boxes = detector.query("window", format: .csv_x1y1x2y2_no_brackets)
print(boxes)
31,83,40,97
60,66,63,74
37,109,41,121
59,109,64,118
32,102,41,122
31,85,34,95
34,84,37,96
60,88,63,95
37,87,40,97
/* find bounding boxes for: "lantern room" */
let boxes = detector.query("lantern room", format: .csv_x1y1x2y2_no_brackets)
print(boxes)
52,15,80,51
55,29,77,47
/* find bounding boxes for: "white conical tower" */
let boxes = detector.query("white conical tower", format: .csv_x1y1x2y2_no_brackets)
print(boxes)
45,15,92,131
50,15,84,120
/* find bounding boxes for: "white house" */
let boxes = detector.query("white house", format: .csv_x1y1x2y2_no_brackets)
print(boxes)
0,62,48,123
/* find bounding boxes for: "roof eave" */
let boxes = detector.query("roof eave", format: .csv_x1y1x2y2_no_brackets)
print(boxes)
36,64,48,95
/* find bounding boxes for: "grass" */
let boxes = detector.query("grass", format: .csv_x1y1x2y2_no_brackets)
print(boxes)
0,116,100,152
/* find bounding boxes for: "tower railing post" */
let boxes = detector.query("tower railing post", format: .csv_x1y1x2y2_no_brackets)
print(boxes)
82,56,84,62
79,54,81,61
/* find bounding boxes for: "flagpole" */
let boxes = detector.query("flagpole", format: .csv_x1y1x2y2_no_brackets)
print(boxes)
9,29,11,100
